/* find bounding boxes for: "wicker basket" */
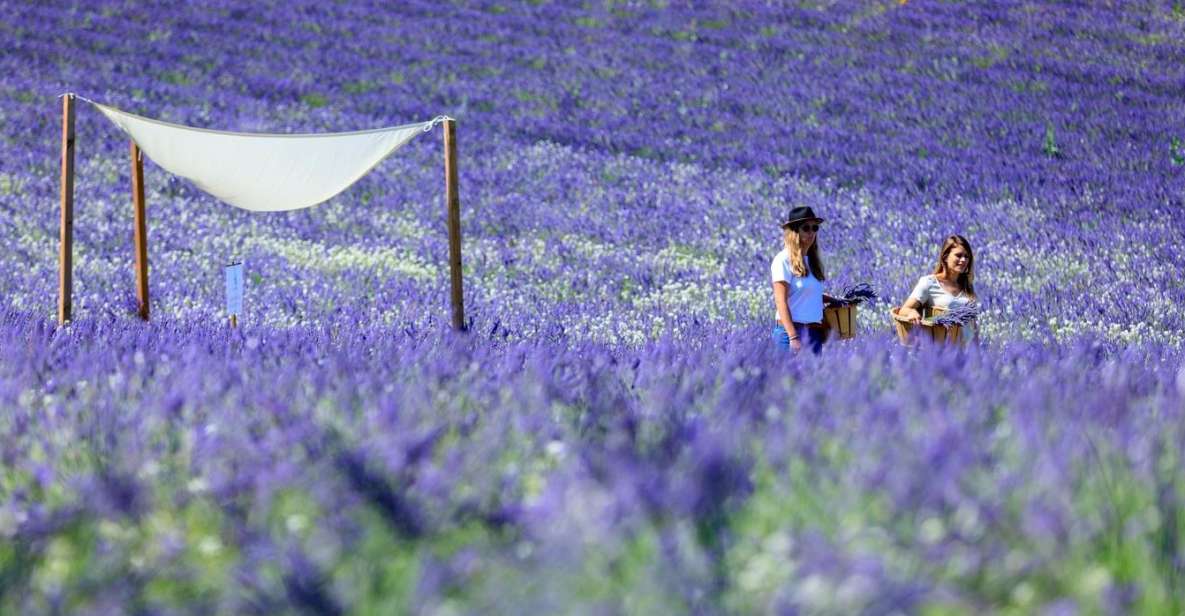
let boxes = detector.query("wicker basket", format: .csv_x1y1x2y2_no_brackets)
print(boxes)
824,304,857,340
890,306,963,346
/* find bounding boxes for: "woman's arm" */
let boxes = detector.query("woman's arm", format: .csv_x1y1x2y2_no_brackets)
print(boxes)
898,276,931,324
898,297,924,324
772,281,802,352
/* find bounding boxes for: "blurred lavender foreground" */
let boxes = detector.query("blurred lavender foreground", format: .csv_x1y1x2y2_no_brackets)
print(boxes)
2,1,1185,613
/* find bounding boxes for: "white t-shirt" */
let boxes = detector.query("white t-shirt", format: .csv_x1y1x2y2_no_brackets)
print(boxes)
908,274,972,310
771,250,824,324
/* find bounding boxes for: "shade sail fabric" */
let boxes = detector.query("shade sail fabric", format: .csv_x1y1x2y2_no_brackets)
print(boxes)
92,102,434,212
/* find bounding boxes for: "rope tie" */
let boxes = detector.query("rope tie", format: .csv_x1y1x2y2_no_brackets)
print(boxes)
58,92,100,106
425,115,454,131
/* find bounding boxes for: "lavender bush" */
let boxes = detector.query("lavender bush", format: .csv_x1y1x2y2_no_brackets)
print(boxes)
2,0,1184,612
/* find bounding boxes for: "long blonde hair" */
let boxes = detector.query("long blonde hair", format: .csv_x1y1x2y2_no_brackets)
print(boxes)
782,227,826,280
933,234,976,300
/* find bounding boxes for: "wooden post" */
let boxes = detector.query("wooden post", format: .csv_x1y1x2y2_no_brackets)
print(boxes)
59,94,76,325
443,119,465,331
131,141,149,321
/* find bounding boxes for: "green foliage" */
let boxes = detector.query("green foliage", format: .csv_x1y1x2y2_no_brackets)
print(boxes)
161,70,191,86
343,80,378,95
338,509,422,614
302,93,328,108
1042,123,1062,158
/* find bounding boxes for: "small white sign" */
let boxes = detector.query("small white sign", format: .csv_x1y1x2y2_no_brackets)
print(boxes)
225,262,243,317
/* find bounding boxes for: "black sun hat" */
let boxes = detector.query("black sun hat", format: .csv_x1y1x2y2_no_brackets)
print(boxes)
781,205,825,228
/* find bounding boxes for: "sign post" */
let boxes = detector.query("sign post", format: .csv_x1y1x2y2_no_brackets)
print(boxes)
225,262,243,327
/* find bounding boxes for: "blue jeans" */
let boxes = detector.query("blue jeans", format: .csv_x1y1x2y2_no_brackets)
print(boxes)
772,323,826,354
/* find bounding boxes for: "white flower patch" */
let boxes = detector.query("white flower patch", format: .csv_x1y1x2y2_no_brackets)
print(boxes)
245,236,437,281
372,209,433,242
652,243,726,278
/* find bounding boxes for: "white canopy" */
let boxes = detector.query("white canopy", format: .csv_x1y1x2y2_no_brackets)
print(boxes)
92,101,435,212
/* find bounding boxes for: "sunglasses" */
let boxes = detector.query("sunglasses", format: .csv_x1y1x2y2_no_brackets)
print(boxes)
793,223,821,233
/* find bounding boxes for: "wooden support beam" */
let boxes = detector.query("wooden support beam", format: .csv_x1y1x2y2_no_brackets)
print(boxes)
59,94,76,325
131,141,149,321
443,119,465,331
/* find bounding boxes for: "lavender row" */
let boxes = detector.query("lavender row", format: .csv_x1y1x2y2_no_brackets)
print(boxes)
1,311,1183,611
5,1,1184,207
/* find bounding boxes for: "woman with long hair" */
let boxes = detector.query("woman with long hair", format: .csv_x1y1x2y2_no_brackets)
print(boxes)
771,206,837,354
897,234,977,325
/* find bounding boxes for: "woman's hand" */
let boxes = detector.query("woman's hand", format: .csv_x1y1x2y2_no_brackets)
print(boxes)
898,306,922,324
789,336,803,353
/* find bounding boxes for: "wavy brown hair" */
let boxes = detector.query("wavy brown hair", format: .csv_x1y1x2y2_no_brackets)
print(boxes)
782,225,826,280
933,234,976,300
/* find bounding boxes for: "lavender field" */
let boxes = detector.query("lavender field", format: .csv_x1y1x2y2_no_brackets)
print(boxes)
2,1,1185,613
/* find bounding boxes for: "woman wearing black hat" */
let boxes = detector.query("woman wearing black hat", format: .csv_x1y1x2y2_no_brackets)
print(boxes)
771,206,836,354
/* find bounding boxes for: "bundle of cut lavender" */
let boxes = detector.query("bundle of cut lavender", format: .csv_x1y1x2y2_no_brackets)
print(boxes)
933,302,981,327
832,283,878,306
